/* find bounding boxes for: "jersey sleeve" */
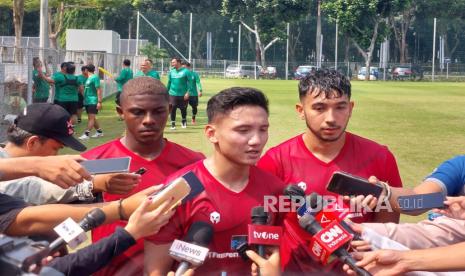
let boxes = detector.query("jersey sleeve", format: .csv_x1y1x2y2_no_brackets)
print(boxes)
195,73,202,91
424,156,465,196
114,70,125,83
94,75,101,88
382,149,403,188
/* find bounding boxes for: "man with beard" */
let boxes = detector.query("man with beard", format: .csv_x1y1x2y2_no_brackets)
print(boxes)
82,77,204,276
257,69,402,274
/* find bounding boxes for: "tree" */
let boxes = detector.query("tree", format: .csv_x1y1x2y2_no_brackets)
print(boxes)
13,0,25,63
139,42,169,59
221,0,310,67
323,0,397,80
389,0,416,63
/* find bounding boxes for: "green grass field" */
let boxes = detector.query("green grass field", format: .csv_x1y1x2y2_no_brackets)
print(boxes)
69,79,465,222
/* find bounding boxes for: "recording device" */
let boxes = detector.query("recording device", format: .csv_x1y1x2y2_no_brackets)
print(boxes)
250,207,269,258
48,208,106,253
231,235,250,260
80,157,131,175
0,235,53,276
148,171,204,214
169,221,214,276
298,213,372,276
283,185,361,240
134,167,147,175
398,192,446,212
326,171,384,198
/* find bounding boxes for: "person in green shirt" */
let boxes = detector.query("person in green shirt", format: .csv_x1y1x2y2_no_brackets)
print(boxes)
78,64,103,140
166,57,190,129
134,59,160,80
52,62,79,124
76,65,89,123
182,61,203,125
114,59,134,106
32,57,53,103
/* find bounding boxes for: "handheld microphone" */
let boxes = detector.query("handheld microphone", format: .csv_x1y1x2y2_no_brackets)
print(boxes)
170,221,214,276
49,208,106,253
250,206,269,258
299,213,372,276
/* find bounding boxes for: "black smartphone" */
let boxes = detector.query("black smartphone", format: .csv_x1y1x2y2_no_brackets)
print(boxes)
398,192,445,212
81,157,131,175
326,171,384,198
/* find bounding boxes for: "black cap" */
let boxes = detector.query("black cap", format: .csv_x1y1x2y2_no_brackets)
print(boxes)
15,103,86,151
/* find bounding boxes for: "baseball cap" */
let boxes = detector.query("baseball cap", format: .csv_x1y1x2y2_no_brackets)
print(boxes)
15,103,86,151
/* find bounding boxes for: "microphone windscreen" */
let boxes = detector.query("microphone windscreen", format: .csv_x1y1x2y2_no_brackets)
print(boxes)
185,221,214,246
283,185,305,201
251,206,268,225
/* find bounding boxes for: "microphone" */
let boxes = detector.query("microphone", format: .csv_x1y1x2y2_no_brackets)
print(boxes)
49,208,106,253
299,213,372,276
250,206,269,258
169,221,214,276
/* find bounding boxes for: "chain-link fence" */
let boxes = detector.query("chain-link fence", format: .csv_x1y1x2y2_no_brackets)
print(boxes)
0,45,148,141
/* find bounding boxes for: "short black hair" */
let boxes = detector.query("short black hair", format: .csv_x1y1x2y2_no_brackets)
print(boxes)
123,59,131,66
65,62,76,74
87,64,96,73
81,65,87,72
172,57,182,63
182,61,191,67
7,125,48,146
298,69,351,100
207,87,269,123
60,62,68,69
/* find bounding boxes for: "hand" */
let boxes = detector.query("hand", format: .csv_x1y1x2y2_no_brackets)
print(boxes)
167,269,194,276
344,194,378,213
97,102,102,110
124,196,175,240
183,93,189,101
344,221,372,251
344,250,409,276
93,173,140,194
122,185,164,216
199,91,202,97
434,196,465,220
36,155,92,188
247,247,281,276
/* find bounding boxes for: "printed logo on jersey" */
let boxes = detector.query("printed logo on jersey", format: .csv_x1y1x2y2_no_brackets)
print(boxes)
210,211,220,224
297,181,307,192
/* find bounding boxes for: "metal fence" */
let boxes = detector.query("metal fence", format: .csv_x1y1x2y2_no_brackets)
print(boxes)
0,45,148,141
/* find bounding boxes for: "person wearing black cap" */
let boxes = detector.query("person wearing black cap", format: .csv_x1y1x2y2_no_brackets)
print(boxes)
0,103,127,205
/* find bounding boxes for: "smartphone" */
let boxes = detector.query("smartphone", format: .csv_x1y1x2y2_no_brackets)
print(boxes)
398,192,445,212
149,176,192,214
81,157,131,175
326,171,384,198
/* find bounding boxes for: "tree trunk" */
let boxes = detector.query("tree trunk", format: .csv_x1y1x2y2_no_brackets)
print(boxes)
13,0,25,63
48,2,65,49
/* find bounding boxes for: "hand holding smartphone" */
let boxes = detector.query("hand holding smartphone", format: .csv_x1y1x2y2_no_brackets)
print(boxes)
326,171,384,198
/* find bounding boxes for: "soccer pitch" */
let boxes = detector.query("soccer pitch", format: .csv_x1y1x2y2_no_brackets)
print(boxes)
71,79,465,221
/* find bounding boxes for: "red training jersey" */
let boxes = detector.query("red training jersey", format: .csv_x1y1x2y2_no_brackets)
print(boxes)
257,132,402,274
81,138,204,276
146,160,285,276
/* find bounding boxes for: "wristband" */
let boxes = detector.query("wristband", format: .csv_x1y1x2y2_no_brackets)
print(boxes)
118,198,126,220
379,181,392,201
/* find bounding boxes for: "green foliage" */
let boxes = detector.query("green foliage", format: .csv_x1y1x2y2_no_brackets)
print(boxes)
139,42,169,59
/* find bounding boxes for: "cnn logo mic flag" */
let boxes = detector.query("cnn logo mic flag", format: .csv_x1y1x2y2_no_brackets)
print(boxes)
247,225,283,246
309,221,353,265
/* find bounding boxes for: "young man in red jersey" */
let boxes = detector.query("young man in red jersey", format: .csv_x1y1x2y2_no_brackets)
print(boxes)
257,69,403,274
82,77,204,276
144,87,285,275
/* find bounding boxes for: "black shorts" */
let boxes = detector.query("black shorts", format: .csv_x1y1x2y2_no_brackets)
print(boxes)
78,93,84,108
188,96,198,107
115,91,122,106
85,105,99,114
55,101,78,115
169,95,187,109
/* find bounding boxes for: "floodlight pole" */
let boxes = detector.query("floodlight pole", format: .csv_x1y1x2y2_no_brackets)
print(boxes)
39,0,49,58
189,13,192,62
136,11,140,56
237,24,241,66
432,17,436,82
